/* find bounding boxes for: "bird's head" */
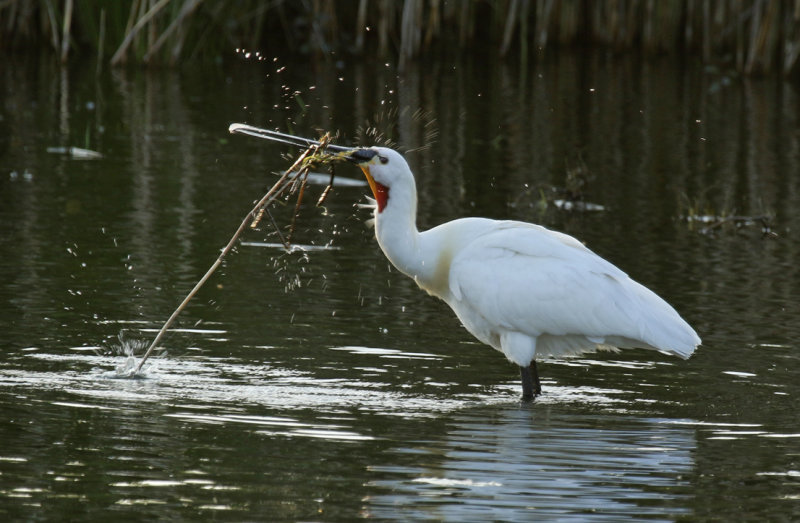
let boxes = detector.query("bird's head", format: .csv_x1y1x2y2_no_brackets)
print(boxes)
347,147,410,213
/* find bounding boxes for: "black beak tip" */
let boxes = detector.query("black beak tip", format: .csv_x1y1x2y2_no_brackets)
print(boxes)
347,148,377,164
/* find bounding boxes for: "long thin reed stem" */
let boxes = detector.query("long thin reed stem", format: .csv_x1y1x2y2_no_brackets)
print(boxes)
133,145,314,374
111,0,171,65
60,0,73,62
133,132,345,375
4,3,800,79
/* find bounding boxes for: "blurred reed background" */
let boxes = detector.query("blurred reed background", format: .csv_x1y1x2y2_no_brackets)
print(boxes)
1,0,799,75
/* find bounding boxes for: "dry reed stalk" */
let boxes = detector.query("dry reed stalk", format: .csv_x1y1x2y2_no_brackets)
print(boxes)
132,128,351,375
399,0,421,68
746,0,765,73
42,0,60,52
4,0,800,74
783,1,800,73
122,0,139,47
142,0,202,63
96,8,106,75
424,0,440,47
111,0,172,65
59,0,73,62
535,0,555,48
355,0,368,52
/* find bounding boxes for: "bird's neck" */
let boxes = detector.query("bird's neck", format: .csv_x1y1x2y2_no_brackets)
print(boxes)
373,182,429,282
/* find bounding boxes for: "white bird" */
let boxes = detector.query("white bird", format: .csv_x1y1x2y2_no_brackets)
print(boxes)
347,146,701,400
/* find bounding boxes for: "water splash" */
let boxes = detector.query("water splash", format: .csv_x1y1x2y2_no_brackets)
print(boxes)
104,332,157,379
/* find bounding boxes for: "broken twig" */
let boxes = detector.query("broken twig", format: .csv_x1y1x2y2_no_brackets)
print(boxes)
132,129,351,375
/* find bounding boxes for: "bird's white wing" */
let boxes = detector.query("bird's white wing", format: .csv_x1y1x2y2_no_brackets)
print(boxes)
447,221,699,357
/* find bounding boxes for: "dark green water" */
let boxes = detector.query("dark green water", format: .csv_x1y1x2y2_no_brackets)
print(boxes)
1,51,799,521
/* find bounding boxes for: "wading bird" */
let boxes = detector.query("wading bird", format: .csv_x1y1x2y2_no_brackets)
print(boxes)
347,147,700,401
227,125,700,401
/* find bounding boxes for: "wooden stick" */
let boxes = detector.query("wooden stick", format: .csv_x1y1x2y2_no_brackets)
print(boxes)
132,145,320,375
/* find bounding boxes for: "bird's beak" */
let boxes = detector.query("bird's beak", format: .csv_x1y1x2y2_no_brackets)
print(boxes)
228,123,351,153
346,148,386,211
346,148,378,188
346,148,377,165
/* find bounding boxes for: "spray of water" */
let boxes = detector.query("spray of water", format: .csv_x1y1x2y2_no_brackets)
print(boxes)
108,332,156,379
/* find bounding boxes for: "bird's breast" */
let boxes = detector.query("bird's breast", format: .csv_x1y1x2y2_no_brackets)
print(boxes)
414,244,454,299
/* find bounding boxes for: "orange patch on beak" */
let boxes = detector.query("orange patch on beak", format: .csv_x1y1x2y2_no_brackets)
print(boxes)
361,166,389,212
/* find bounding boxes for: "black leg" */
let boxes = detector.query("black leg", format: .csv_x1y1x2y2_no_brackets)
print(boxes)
531,360,542,396
519,361,542,401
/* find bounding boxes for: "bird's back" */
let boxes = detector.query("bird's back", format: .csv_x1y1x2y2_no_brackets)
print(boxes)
421,218,700,360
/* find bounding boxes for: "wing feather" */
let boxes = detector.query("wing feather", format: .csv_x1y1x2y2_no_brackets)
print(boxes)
447,221,699,357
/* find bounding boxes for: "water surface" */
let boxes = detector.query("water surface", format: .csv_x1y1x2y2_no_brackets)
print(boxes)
1,51,799,520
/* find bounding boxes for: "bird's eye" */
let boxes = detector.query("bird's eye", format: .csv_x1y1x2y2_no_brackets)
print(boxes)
378,155,389,165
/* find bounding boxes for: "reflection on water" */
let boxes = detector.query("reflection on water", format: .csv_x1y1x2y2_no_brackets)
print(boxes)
2,341,798,519
2,51,800,519
367,410,695,520
1,347,700,520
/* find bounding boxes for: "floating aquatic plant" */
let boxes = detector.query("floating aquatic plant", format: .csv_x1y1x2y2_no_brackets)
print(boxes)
679,192,777,238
